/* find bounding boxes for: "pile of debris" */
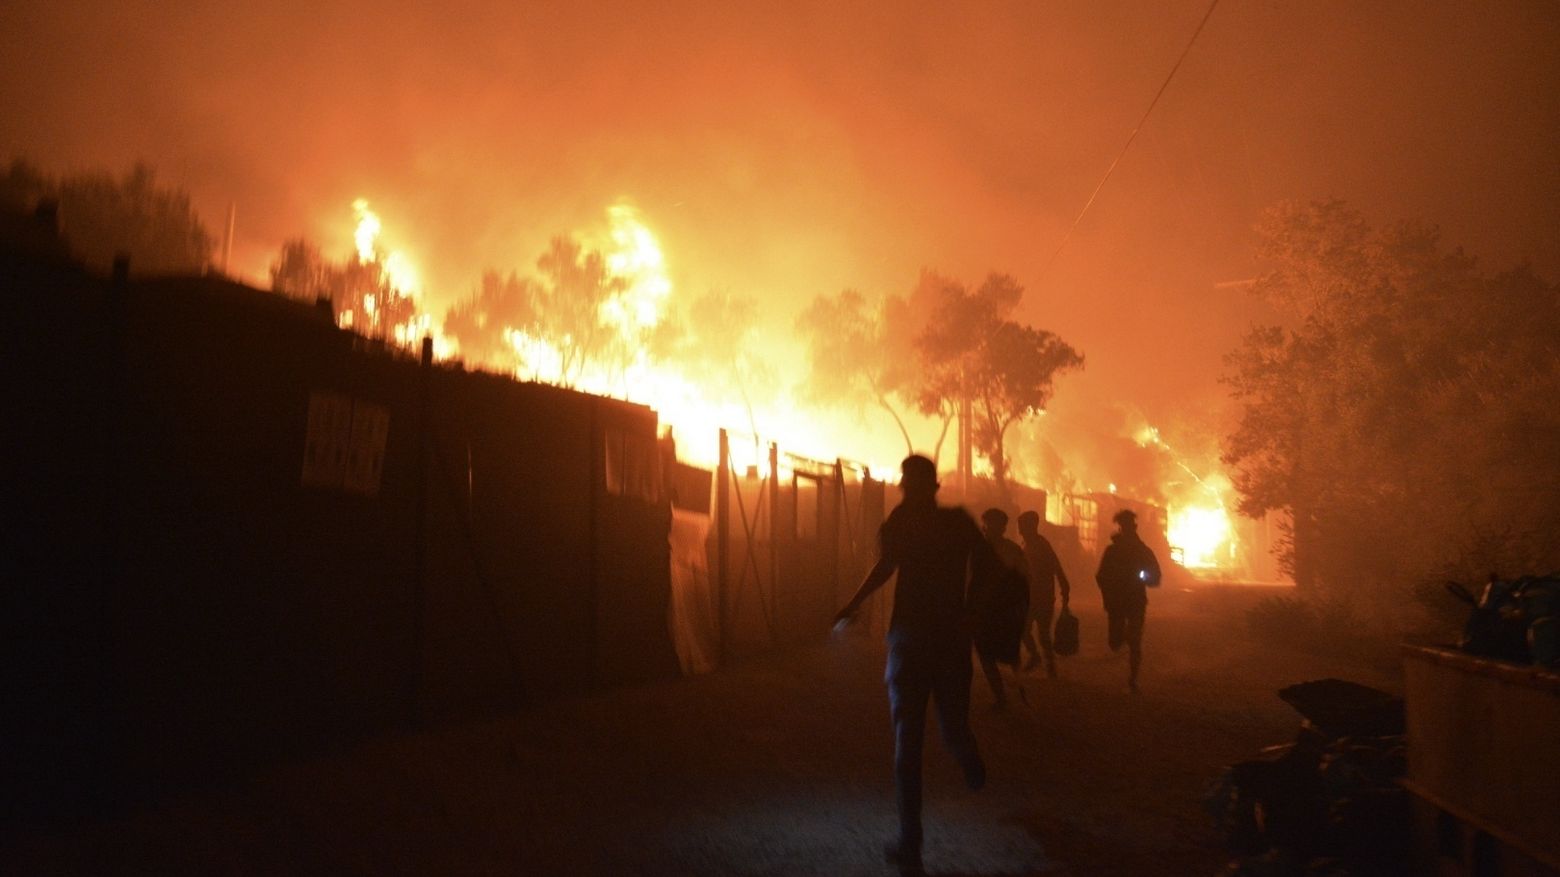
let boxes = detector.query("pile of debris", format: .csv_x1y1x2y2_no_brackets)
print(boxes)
1447,574,1559,668
1207,679,1410,877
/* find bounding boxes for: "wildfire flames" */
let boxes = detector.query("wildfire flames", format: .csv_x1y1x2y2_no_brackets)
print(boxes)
344,199,1245,574
346,199,449,357
1134,425,1237,570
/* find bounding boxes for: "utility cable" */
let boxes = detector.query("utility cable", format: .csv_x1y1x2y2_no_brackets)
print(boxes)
1040,0,1222,277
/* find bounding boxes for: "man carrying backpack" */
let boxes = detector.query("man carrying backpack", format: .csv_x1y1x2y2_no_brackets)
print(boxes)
1095,509,1161,693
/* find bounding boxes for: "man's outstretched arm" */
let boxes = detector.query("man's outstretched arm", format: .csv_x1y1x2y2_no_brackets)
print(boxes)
834,556,895,625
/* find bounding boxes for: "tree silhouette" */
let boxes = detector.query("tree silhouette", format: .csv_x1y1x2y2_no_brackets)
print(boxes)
967,320,1084,491
443,269,539,367
534,236,627,386
3,159,213,275
798,270,1082,488
915,271,1081,493
672,288,772,437
268,236,416,342
269,238,331,300
1223,199,1560,594
796,288,919,454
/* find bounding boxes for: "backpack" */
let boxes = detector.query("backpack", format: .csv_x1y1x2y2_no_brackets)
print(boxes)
1053,607,1080,656
975,565,1030,666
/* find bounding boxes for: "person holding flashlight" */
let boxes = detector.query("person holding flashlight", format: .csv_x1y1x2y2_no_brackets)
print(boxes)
1095,508,1161,693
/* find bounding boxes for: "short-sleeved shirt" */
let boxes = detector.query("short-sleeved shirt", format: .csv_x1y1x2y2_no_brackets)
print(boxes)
1022,533,1065,605
992,536,1026,577
879,503,984,650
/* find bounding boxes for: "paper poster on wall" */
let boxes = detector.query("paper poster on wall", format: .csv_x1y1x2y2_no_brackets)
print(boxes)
301,391,353,489
342,400,389,496
302,391,390,496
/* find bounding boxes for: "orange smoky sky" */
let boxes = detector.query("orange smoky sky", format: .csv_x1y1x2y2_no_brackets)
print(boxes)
3,0,1558,451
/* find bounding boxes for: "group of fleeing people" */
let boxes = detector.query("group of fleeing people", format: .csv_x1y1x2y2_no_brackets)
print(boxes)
833,454,1163,874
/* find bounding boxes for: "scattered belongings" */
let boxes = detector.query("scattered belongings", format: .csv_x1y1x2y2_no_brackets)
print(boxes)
1207,679,1409,877
1446,574,1560,668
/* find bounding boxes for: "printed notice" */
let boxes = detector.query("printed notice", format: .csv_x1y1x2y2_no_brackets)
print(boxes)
342,400,389,496
302,391,390,496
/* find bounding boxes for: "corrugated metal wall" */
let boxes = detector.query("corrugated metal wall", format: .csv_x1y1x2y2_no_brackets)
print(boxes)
2,253,677,814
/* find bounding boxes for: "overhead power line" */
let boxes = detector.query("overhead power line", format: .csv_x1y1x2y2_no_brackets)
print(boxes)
1039,0,1222,277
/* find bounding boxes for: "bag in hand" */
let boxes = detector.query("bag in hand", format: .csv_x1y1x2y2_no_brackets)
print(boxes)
1053,608,1080,656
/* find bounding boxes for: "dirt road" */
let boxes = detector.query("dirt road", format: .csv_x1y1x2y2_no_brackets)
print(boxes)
4,585,1400,875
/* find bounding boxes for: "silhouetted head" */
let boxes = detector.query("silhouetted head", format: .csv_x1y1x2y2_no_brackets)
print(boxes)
1113,508,1138,533
981,507,1009,540
1017,510,1041,535
898,455,939,501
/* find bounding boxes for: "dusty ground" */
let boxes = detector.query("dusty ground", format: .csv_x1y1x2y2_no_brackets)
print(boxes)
4,584,1401,876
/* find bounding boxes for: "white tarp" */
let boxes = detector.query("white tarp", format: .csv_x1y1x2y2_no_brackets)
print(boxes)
668,508,718,674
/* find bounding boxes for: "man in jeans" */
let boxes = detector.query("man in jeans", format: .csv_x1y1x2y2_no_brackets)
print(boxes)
835,455,999,873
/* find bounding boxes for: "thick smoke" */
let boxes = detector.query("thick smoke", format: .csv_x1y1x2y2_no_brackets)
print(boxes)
3,0,1556,516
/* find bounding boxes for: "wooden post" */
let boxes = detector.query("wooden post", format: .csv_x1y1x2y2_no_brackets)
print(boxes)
411,335,432,724
833,459,847,604
222,202,235,274
101,253,130,786
769,442,780,634
717,429,730,665
959,396,972,501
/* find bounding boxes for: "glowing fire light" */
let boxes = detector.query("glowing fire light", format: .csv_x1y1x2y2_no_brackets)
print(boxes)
1168,505,1233,569
341,198,455,358
352,198,380,263
1134,422,1238,569
352,198,421,294
485,203,904,476
330,197,1243,562
602,203,672,331
359,198,1222,515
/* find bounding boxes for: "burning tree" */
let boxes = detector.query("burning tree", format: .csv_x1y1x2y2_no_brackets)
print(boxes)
441,205,676,391
1222,199,1560,596
529,236,629,386
443,270,539,368
671,288,773,438
795,288,922,454
269,234,417,342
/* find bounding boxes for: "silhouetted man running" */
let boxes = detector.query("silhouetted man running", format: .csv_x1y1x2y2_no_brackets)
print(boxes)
977,507,1026,709
1016,510,1070,677
835,455,997,874
1095,508,1161,693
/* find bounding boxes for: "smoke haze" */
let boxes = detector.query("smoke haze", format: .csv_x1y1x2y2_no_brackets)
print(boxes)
5,0,1556,487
